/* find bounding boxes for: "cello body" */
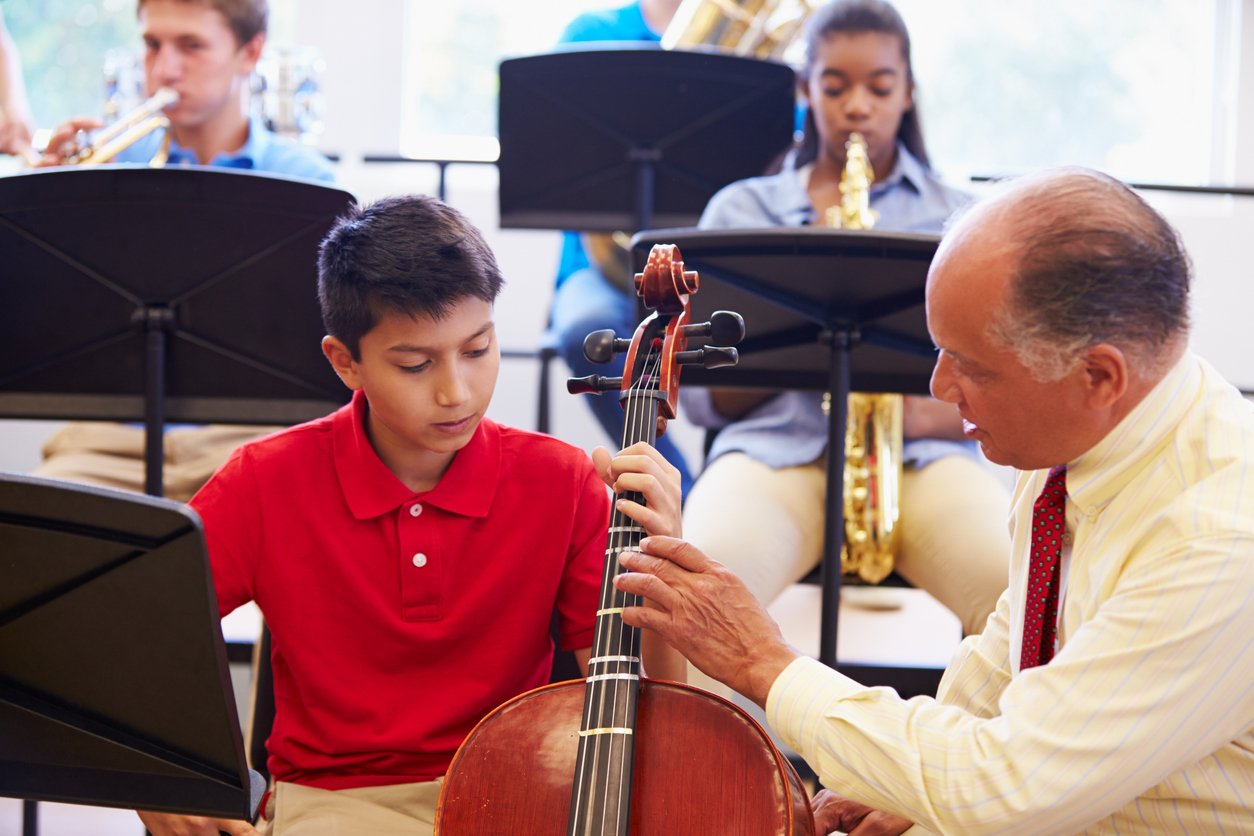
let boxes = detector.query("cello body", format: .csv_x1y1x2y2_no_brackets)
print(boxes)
436,678,815,834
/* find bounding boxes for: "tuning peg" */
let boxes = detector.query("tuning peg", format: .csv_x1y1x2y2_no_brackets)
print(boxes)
683,310,745,346
567,374,623,395
675,346,739,370
582,329,632,364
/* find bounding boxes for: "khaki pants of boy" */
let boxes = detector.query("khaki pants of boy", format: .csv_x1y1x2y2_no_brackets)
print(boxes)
35,421,282,501
259,779,443,836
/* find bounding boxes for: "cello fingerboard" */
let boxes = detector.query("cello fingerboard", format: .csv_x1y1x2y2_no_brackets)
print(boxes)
568,499,644,836
568,385,658,836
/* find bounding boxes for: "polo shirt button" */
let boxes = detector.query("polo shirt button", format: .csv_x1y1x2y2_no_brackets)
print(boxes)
412,553,428,568
409,503,423,517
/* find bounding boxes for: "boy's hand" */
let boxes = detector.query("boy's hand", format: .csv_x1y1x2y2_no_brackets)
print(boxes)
138,810,260,836
34,116,102,167
593,443,688,683
592,442,681,538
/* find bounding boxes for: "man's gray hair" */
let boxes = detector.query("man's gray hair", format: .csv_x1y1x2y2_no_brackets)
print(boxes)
982,168,1191,381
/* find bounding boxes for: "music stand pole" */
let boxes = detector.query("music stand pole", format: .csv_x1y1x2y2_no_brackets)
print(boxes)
142,306,173,497
631,147,659,232
819,331,852,667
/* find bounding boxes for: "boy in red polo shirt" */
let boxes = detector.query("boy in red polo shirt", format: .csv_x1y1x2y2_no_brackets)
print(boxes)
138,195,684,836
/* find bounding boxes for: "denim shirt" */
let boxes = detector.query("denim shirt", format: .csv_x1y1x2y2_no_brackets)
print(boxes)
682,144,973,469
113,114,336,183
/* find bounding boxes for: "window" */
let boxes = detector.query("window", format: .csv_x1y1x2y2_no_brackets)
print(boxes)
893,0,1237,185
399,0,615,160
2,0,138,139
394,0,1235,186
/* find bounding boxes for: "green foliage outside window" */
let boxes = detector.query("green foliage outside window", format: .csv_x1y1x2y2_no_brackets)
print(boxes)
3,0,139,130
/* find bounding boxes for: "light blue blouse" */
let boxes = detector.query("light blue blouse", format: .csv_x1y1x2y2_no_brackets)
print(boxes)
682,144,973,469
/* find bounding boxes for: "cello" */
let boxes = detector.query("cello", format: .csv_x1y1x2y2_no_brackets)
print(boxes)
435,244,816,835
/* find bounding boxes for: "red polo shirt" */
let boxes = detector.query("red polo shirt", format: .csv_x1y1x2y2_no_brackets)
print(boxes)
191,389,607,789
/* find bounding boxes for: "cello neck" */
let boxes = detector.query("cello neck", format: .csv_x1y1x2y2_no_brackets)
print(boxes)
566,353,665,836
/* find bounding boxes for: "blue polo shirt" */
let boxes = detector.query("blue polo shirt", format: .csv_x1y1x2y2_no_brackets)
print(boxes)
113,114,335,183
559,1,659,45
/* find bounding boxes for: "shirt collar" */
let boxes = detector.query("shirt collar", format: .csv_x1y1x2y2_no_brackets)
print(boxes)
794,140,925,221
874,142,928,195
332,389,500,520
163,114,269,169
1063,352,1201,516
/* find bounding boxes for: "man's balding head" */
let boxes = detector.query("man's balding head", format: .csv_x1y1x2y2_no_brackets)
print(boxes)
926,167,1192,469
956,167,1191,381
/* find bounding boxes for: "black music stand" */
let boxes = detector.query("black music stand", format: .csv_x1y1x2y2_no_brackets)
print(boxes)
0,166,356,496
0,473,264,820
632,227,940,684
498,46,795,233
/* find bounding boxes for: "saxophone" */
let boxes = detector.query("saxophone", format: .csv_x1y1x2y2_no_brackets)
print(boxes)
826,132,903,584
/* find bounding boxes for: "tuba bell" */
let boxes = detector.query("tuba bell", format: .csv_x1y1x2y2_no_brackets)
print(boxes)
661,0,819,63
826,132,904,585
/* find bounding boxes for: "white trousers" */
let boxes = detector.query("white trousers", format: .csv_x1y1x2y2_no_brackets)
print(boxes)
682,452,1013,638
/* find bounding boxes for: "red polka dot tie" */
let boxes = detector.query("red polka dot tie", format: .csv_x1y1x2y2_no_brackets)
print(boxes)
1021,465,1067,671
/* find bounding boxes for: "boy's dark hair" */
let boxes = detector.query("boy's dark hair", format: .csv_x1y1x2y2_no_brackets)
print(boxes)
317,195,504,358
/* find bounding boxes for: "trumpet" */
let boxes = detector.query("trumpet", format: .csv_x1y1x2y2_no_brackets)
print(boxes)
59,86,179,167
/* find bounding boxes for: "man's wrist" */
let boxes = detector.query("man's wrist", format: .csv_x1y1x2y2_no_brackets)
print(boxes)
743,643,803,708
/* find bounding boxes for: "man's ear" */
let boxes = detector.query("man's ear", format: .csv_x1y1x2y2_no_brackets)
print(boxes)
1080,343,1128,409
322,335,361,391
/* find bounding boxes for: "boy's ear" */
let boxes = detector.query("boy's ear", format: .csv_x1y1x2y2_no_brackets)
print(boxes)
237,32,265,74
321,335,362,391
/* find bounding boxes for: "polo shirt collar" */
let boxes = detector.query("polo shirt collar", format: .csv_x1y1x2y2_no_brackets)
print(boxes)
1064,352,1200,516
332,389,500,520
164,114,269,169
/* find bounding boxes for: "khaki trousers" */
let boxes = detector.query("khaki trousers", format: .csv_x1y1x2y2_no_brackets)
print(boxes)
259,779,443,836
35,421,283,501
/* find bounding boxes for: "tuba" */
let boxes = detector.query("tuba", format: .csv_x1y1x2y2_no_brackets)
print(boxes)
661,0,819,63
826,132,903,584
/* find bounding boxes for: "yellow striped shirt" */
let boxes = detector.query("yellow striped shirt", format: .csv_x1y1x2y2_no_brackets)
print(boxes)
767,353,1254,834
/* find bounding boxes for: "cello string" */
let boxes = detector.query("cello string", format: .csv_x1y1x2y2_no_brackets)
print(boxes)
609,338,664,831
580,334,655,831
